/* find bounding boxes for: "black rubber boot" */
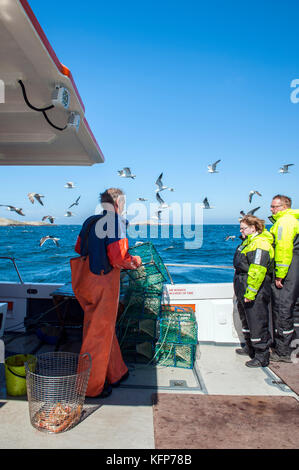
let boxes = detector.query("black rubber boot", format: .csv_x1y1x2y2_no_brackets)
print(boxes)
245,358,268,368
94,383,112,399
235,345,255,359
270,352,292,363
111,371,130,388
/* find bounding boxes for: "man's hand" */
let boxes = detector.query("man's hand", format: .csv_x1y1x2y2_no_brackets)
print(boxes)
244,297,252,303
275,278,284,289
132,255,142,268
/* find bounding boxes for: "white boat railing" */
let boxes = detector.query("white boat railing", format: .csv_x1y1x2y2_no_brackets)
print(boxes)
164,263,234,285
0,257,24,284
165,263,233,269
0,257,234,286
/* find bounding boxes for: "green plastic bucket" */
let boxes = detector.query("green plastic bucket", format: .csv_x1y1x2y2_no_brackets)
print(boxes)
5,354,36,396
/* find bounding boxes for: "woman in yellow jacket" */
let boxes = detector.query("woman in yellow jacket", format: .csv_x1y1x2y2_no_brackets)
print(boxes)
233,215,274,367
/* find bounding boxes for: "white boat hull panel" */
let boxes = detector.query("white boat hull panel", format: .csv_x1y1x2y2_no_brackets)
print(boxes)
0,281,241,344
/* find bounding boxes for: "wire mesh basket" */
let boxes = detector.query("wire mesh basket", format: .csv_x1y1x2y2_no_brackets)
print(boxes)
124,242,169,287
25,352,91,434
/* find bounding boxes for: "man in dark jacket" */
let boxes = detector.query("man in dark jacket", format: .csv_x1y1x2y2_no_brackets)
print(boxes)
269,194,299,362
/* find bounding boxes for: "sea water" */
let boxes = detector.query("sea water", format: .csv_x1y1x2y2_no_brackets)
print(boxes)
0,225,242,285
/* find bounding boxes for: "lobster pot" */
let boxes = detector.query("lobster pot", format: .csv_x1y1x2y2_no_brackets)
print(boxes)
158,315,198,345
25,352,91,434
121,286,163,320
127,269,164,289
155,343,196,369
120,339,156,364
117,317,158,344
124,242,169,288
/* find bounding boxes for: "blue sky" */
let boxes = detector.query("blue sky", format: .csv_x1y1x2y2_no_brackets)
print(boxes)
1,0,298,224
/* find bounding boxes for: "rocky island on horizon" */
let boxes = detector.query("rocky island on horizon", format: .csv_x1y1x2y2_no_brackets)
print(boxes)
0,217,56,226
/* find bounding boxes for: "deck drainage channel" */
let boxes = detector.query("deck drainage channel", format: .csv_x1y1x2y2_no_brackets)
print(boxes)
119,383,203,392
118,365,204,392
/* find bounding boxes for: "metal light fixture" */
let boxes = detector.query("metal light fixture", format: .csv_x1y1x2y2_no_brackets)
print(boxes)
51,84,70,109
67,112,80,132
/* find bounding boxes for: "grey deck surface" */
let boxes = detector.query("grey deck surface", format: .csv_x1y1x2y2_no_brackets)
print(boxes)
0,344,298,449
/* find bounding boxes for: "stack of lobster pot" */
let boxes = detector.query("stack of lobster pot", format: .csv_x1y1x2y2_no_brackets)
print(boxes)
117,242,169,364
154,306,198,369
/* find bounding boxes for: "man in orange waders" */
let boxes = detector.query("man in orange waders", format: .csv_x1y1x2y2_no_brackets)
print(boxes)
71,188,141,398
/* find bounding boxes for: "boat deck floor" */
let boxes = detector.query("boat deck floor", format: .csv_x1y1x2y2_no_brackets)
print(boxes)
0,343,298,449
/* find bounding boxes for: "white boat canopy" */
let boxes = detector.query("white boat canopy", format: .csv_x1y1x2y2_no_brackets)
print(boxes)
0,0,105,166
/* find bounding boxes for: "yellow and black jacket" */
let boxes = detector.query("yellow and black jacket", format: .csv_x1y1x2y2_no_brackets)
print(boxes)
233,229,274,300
269,209,299,279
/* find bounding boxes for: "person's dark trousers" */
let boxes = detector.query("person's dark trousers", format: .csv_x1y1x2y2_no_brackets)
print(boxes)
234,275,272,365
293,296,299,341
271,254,299,356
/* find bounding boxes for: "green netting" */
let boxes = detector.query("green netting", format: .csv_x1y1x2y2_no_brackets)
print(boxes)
158,316,198,344
155,343,196,369
129,270,165,288
120,272,131,297
124,242,169,287
120,339,156,364
117,317,157,345
118,242,172,364
120,286,163,320
128,273,164,289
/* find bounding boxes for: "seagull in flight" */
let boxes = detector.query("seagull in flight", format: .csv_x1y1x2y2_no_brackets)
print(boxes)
155,173,174,192
225,235,236,241
151,209,163,221
64,181,75,188
240,207,260,217
208,159,221,173
39,235,60,247
42,215,55,224
28,193,44,206
249,190,262,203
202,197,214,209
118,167,136,179
156,192,169,209
137,197,148,201
64,211,75,217
279,164,294,173
68,196,81,209
0,205,25,216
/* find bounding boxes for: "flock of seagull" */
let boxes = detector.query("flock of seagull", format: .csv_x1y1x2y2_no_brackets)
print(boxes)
117,160,295,242
118,169,175,221
117,160,295,222
0,183,79,220
0,182,80,247
1,160,295,247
